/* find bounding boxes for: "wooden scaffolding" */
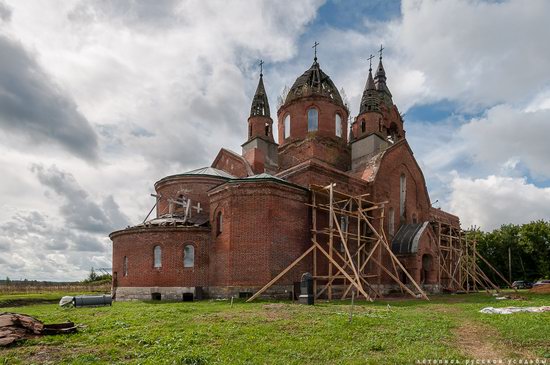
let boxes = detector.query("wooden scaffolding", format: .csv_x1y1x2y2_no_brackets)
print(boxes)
247,184,428,302
432,221,514,293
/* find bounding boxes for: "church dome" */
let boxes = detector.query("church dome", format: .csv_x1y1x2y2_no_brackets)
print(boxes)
284,61,344,107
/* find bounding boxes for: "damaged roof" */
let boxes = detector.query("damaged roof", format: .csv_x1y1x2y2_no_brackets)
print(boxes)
133,213,209,228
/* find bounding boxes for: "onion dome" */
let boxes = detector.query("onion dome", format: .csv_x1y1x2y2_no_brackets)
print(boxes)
284,60,345,107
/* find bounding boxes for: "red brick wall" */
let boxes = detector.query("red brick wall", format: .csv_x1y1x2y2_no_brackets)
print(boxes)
278,136,351,171
278,159,371,197
277,96,349,171
248,115,274,142
371,141,431,236
111,227,210,287
430,207,460,228
208,181,310,287
352,103,404,141
211,149,251,178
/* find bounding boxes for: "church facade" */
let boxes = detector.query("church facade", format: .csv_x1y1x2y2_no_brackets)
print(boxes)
110,50,460,301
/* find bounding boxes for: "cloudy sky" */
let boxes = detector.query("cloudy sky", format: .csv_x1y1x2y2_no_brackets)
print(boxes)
1,0,549,281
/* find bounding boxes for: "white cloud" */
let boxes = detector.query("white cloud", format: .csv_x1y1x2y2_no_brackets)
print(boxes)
393,0,550,110
450,174,550,231
0,0,324,280
458,103,550,180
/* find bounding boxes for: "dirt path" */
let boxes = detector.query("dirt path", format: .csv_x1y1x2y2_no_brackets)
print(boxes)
455,320,503,358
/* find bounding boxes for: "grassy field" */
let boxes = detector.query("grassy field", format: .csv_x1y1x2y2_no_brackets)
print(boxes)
0,291,549,364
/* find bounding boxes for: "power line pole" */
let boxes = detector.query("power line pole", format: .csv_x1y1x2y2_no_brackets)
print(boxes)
508,246,512,282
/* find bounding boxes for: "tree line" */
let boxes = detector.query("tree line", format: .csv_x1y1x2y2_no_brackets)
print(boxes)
467,220,550,285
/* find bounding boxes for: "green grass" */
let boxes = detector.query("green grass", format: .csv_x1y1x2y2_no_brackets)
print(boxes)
0,291,549,364
0,291,108,307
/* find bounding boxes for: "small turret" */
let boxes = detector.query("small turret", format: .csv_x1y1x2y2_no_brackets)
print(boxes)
250,72,270,118
374,45,392,102
359,54,381,115
242,60,278,174
247,61,273,142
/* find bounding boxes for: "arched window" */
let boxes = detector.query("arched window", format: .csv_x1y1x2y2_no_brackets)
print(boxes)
153,245,162,268
216,211,223,236
184,245,195,268
388,208,395,236
284,114,290,139
388,122,399,142
361,120,366,133
340,215,348,232
335,114,342,137
123,256,128,277
307,108,318,132
249,125,252,138
265,123,269,137
412,213,417,224
399,174,407,219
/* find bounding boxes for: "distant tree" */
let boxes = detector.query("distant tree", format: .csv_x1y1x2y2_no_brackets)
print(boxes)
472,220,550,285
83,267,111,284
5,276,10,285
518,220,550,279
87,268,98,282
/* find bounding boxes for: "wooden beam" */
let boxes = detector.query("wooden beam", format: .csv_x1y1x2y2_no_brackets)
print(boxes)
247,245,315,302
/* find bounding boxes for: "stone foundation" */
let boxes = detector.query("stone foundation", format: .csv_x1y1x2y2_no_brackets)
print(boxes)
115,286,197,301
114,283,440,301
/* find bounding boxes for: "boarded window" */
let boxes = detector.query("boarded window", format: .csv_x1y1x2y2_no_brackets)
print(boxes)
123,256,128,277
284,114,290,139
153,245,162,268
184,245,195,268
399,174,406,219
388,208,395,236
335,114,342,137
216,211,223,236
307,108,318,132
340,215,348,233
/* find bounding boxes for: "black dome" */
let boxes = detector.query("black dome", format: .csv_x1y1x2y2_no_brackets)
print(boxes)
285,61,344,107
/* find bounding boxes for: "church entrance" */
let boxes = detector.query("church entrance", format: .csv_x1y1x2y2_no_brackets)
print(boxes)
421,254,433,284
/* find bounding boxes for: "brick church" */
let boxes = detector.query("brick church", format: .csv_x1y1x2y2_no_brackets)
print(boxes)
110,48,461,301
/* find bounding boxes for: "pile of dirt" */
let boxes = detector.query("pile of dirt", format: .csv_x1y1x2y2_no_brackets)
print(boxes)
0,312,77,346
530,284,550,294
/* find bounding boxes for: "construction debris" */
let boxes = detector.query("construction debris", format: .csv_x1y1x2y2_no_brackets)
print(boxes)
0,312,77,346
480,306,550,315
530,284,550,294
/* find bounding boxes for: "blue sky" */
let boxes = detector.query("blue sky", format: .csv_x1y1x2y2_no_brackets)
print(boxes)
1,0,550,280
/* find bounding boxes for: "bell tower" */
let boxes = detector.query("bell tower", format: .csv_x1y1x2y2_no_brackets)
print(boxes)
242,60,278,173
350,46,405,171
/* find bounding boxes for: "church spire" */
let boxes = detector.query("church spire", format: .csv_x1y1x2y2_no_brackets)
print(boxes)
359,54,380,115
366,54,376,91
374,44,392,97
250,60,270,118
